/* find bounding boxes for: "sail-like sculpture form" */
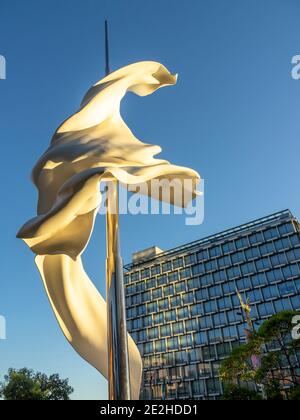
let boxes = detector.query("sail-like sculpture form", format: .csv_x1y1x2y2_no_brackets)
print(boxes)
17,61,200,399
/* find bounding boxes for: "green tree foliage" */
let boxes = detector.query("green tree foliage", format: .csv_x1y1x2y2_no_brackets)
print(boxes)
0,368,74,400
220,311,300,400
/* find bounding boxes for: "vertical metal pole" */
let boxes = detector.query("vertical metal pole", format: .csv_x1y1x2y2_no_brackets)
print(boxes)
104,20,110,76
104,21,131,400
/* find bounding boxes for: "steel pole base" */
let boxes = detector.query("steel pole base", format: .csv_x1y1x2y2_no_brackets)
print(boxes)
106,180,131,400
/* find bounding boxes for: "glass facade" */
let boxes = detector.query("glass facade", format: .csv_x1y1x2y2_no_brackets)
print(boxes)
124,210,300,399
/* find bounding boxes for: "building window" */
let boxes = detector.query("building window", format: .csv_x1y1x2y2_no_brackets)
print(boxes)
274,298,292,312
236,277,251,291
218,256,231,269
227,266,241,279
165,309,176,322
178,306,191,319
203,346,216,361
235,237,249,249
208,328,222,343
180,334,193,349
270,253,286,267
166,337,179,351
227,310,240,324
198,363,210,377
223,281,236,295
262,285,279,300
155,339,166,353
175,280,186,293
136,304,146,316
160,324,171,337
200,315,213,329
152,288,162,299
197,249,208,261
259,242,274,256
180,267,191,279
266,268,283,283
195,288,208,302
200,274,213,287
157,274,168,286
153,312,164,325
264,227,279,240
144,342,154,355
205,260,217,272
131,272,140,282
173,321,184,335
249,232,264,245
151,265,161,276
162,352,174,366
173,257,184,268
189,348,202,362
192,263,205,276
291,295,300,310
248,288,262,303
185,253,196,265
207,379,221,395
218,296,232,311
216,342,231,359
185,318,199,332
278,222,294,235
245,246,260,260
146,277,156,289
213,312,226,327
231,251,246,264
148,327,159,340
182,291,194,305
258,302,275,317
286,248,300,263
184,364,198,379
240,262,255,276
190,303,203,317
192,380,206,396
162,261,172,273
141,268,150,279
158,298,169,311
170,295,182,308
194,331,208,346
174,351,187,364
209,285,222,298
278,281,296,296
187,277,200,290
222,241,235,254
209,245,222,258
204,300,217,314
168,271,179,282
141,290,152,302
147,301,158,313
164,284,174,297
290,233,300,246
283,263,300,279
223,325,238,340
251,273,267,287
138,330,147,342
143,315,153,328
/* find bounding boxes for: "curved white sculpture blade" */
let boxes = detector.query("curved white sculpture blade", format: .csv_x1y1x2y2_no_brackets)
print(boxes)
18,61,200,399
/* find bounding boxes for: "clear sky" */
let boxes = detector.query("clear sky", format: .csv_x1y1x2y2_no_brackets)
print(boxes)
0,0,300,400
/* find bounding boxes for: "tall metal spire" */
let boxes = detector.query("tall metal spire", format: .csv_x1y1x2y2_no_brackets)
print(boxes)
104,20,110,76
104,20,131,400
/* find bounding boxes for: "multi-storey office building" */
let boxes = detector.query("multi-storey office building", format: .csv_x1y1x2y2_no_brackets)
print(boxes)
124,210,300,400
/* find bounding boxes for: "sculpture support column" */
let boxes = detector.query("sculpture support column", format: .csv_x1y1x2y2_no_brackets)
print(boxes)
106,179,131,400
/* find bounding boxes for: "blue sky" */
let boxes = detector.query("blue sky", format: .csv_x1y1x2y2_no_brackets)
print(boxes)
0,0,300,399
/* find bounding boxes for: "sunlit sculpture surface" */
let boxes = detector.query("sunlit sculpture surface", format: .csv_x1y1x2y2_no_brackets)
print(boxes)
17,61,200,399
